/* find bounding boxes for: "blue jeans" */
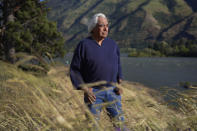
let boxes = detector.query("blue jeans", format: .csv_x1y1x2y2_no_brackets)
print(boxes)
84,86,124,122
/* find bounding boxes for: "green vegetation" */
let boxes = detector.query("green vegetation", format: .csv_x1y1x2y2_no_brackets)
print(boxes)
152,40,197,57
0,0,65,63
124,0,146,13
126,40,197,57
143,0,169,14
0,60,196,130
179,81,197,89
127,48,163,57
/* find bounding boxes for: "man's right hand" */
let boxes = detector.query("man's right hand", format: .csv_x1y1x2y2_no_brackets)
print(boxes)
82,87,96,104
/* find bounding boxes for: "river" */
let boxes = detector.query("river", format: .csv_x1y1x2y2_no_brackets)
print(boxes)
121,57,197,90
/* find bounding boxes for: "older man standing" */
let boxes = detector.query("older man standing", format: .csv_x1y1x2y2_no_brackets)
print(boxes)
70,13,126,130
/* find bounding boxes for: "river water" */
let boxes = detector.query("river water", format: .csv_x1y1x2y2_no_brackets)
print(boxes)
64,53,197,91
121,57,197,90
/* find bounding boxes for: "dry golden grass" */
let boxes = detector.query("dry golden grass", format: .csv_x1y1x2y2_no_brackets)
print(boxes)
0,60,196,131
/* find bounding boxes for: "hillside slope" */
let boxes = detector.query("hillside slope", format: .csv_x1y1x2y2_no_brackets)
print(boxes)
47,0,197,50
0,61,196,130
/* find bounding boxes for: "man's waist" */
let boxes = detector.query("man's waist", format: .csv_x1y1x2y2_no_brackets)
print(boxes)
92,83,113,89
81,80,115,89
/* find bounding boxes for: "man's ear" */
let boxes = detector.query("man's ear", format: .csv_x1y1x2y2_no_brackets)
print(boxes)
91,27,96,34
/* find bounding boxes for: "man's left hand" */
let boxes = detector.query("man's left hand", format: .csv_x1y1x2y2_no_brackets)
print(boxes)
114,87,123,95
118,79,122,84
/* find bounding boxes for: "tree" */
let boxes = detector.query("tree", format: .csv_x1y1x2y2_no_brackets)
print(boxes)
179,44,189,56
0,0,65,63
0,0,21,63
188,44,197,56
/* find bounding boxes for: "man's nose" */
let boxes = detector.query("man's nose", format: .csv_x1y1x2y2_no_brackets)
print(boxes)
103,26,108,31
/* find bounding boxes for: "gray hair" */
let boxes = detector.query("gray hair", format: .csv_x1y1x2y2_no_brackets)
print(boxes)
88,13,107,33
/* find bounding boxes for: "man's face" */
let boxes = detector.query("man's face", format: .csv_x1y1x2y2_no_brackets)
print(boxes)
92,16,109,39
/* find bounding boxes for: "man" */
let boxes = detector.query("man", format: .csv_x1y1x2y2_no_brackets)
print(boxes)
70,13,125,130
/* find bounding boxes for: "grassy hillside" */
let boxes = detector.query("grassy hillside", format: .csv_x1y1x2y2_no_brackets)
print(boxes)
0,60,196,130
47,0,197,50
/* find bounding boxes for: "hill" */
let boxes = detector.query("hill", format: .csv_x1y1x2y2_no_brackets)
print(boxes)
0,61,196,130
46,0,197,50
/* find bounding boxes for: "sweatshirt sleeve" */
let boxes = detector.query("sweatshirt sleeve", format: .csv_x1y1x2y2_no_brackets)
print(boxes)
70,42,84,89
117,46,123,80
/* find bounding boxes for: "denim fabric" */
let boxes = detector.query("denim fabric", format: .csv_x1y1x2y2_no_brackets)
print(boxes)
84,86,124,121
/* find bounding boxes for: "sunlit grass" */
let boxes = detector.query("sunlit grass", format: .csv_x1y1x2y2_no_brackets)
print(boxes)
0,60,196,130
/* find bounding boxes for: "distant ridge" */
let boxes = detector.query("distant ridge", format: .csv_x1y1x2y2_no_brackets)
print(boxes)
47,0,197,50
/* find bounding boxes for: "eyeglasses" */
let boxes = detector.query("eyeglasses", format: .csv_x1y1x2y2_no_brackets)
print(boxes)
97,24,109,28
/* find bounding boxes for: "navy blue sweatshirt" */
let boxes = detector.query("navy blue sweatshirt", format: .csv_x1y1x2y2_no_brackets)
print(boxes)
70,37,123,89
